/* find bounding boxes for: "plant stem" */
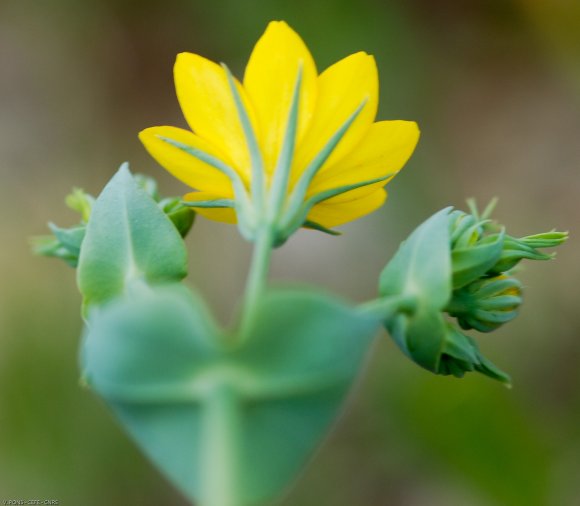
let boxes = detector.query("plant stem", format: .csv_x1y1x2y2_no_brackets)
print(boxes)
358,294,418,324
200,382,241,506
240,225,274,337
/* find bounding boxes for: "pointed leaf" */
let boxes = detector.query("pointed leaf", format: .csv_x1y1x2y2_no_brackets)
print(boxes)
77,164,187,308
380,207,453,310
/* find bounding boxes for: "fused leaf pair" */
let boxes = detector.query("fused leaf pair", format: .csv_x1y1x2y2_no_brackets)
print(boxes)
77,166,379,505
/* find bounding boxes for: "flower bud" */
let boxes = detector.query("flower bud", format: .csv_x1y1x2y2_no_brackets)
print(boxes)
33,168,195,267
447,275,523,332
158,197,195,238
489,232,568,274
448,209,505,289
449,210,484,249
438,322,511,385
133,173,160,201
65,188,95,223
376,202,566,384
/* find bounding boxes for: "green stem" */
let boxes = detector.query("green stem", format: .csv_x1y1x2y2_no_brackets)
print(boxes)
200,382,241,506
358,294,417,324
240,226,274,336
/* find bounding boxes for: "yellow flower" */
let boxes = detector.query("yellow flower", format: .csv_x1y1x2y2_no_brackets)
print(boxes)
139,21,419,243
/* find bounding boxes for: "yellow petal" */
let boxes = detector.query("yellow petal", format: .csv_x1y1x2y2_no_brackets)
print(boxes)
174,53,256,178
308,120,420,195
293,52,379,181
307,187,387,229
243,21,318,173
139,126,237,196
184,192,237,224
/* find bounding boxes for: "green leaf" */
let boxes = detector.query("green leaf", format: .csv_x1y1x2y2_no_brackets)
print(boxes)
380,207,453,310
48,223,85,256
82,285,379,505
77,163,187,308
378,208,452,372
388,308,448,372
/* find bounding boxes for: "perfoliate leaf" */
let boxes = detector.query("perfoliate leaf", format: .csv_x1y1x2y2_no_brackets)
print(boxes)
82,285,379,505
379,207,452,310
77,163,187,308
388,308,448,372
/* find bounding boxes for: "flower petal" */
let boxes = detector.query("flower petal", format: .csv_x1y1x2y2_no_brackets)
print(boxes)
139,126,238,196
306,187,387,229
174,53,256,178
293,52,379,181
308,120,420,196
184,192,237,223
243,21,318,173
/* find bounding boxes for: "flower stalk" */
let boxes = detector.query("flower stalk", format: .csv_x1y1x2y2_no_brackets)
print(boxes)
240,225,275,338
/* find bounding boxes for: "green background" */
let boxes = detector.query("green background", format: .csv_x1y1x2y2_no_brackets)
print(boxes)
1,0,578,504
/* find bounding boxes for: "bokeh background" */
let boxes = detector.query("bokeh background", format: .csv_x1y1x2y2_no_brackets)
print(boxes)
1,0,579,504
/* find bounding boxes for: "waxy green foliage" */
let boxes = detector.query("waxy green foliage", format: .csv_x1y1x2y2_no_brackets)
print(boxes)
380,208,453,311
379,209,453,372
36,164,567,505
77,166,379,505
82,286,378,505
77,164,188,308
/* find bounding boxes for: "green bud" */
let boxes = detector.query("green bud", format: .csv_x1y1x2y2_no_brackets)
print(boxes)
449,210,484,249
447,275,523,332
33,168,196,267
448,210,505,289
439,323,511,385
65,188,95,223
133,173,160,201
159,197,195,238
490,232,568,274
384,306,511,385
376,201,566,384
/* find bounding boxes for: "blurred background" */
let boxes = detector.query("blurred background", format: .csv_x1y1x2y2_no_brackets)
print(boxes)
1,0,579,504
